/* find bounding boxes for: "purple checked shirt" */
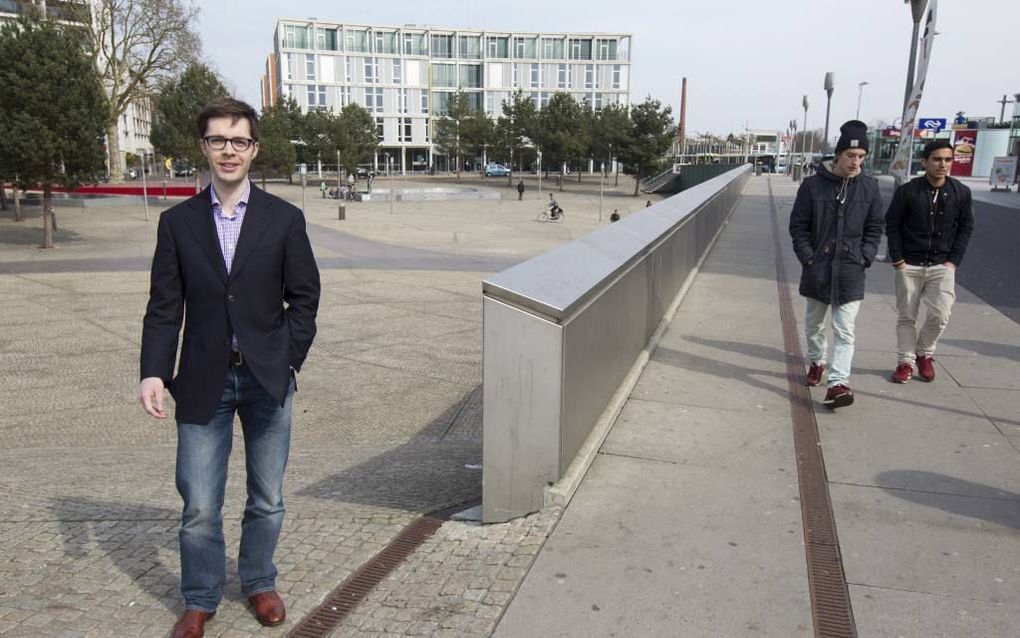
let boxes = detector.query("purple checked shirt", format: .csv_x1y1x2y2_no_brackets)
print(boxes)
210,181,250,350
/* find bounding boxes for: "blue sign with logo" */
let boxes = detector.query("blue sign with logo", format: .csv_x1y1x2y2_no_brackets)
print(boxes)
918,118,947,131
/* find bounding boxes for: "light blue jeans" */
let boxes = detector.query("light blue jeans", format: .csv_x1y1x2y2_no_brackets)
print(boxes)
176,364,294,612
805,298,862,387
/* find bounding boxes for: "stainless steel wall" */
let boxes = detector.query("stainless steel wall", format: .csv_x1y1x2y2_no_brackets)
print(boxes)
482,164,751,522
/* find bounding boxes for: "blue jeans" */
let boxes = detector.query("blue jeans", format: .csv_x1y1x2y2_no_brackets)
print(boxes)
805,298,861,387
176,364,294,612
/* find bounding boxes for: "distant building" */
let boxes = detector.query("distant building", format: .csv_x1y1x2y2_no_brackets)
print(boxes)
265,19,632,173
1,0,154,176
260,53,279,110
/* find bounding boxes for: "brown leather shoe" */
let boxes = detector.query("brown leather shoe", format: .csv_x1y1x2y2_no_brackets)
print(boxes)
249,591,286,627
172,610,214,638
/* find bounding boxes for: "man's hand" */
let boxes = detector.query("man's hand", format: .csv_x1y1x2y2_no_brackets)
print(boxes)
943,261,956,270
138,377,168,419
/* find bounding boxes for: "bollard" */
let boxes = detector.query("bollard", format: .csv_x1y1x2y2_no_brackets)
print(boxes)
162,180,167,200
338,203,346,221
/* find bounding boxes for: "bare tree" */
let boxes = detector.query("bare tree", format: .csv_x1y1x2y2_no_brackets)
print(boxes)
71,0,200,182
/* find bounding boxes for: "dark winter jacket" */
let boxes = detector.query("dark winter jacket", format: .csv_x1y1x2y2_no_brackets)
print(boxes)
789,162,884,305
884,175,974,267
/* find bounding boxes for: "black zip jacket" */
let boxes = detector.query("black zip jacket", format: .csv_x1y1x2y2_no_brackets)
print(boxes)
885,175,974,267
789,162,884,305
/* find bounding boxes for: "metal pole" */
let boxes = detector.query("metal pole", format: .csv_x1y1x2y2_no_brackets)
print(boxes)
823,72,834,150
537,150,542,198
140,153,150,221
337,150,345,220
856,81,869,119
904,0,927,115
388,156,394,215
599,161,604,221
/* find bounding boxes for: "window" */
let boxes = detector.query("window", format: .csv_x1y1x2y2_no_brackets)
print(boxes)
459,64,482,88
399,117,412,142
513,36,536,59
569,38,592,60
430,34,454,59
557,63,567,89
432,91,449,115
612,65,621,89
365,87,384,113
339,86,352,107
424,119,430,143
375,30,396,54
594,93,603,110
399,88,408,113
512,63,521,89
420,91,428,114
346,29,369,53
283,24,311,49
432,63,456,88
376,117,384,141
317,28,338,51
364,57,378,83
283,53,293,80
530,63,539,88
539,92,550,108
306,85,327,111
584,64,593,89
596,39,617,60
458,35,481,59
403,33,426,56
392,59,402,84
540,37,564,59
344,57,352,82
486,36,508,58
486,92,498,117
305,54,315,81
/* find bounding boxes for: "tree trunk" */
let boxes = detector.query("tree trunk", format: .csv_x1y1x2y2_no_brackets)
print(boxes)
194,171,200,194
41,183,54,249
13,183,23,222
633,170,641,197
106,122,123,183
0,182,7,211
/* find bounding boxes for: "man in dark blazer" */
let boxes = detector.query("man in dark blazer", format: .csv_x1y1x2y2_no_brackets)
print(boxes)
138,98,320,638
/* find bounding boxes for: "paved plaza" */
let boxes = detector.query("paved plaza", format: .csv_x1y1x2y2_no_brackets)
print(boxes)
1,174,1017,637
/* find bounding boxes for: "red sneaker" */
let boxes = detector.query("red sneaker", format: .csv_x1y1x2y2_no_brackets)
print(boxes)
891,362,913,384
916,355,935,382
806,362,826,387
823,384,854,409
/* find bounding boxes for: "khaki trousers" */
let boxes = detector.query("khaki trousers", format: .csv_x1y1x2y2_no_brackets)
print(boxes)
894,263,956,364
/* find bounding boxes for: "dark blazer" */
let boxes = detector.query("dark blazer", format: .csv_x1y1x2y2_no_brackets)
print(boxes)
140,184,320,424
789,163,884,306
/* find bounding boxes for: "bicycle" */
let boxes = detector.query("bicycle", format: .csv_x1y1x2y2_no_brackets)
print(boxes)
536,205,565,223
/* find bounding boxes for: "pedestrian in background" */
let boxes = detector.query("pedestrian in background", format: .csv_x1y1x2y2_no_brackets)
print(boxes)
517,179,525,201
789,120,884,409
885,140,974,383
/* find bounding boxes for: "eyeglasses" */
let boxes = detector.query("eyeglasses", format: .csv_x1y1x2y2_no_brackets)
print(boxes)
202,136,257,152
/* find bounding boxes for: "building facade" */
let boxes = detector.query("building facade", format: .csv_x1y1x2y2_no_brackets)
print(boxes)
266,19,632,173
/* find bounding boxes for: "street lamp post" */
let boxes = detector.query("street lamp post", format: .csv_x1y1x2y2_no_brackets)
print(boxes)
856,81,870,119
801,95,810,172
140,152,150,221
790,119,799,181
823,73,835,149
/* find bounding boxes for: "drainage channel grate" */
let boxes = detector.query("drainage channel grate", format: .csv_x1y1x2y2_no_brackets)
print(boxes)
768,177,857,638
287,499,480,638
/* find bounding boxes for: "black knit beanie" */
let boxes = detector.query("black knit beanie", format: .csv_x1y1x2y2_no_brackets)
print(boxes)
834,120,869,154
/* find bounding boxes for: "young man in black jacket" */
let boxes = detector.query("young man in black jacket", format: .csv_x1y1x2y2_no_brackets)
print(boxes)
789,120,884,409
885,140,974,383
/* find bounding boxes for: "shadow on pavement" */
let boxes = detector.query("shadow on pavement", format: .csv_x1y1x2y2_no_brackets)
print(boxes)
48,498,243,612
296,384,482,512
875,471,1020,530
939,338,1020,362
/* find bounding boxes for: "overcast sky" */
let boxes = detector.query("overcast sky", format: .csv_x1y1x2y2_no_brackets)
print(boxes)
198,0,1018,143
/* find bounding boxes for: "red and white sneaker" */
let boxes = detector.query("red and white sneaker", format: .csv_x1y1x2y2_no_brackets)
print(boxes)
805,362,826,387
891,362,913,384
823,384,854,409
916,355,935,382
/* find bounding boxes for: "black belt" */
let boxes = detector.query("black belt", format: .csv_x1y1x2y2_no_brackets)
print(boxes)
230,350,244,366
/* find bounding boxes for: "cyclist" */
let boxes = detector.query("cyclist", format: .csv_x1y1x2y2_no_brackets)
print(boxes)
546,193,563,220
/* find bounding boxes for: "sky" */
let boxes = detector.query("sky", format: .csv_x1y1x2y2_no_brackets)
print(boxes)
197,0,1019,145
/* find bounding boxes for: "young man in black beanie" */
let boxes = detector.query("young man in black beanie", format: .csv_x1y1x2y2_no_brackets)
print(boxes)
885,140,974,383
789,120,884,408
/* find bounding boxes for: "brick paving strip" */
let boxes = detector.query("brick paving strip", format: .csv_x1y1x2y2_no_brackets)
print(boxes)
767,177,857,637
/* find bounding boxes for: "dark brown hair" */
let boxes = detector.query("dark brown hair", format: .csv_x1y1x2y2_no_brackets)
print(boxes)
196,98,261,141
